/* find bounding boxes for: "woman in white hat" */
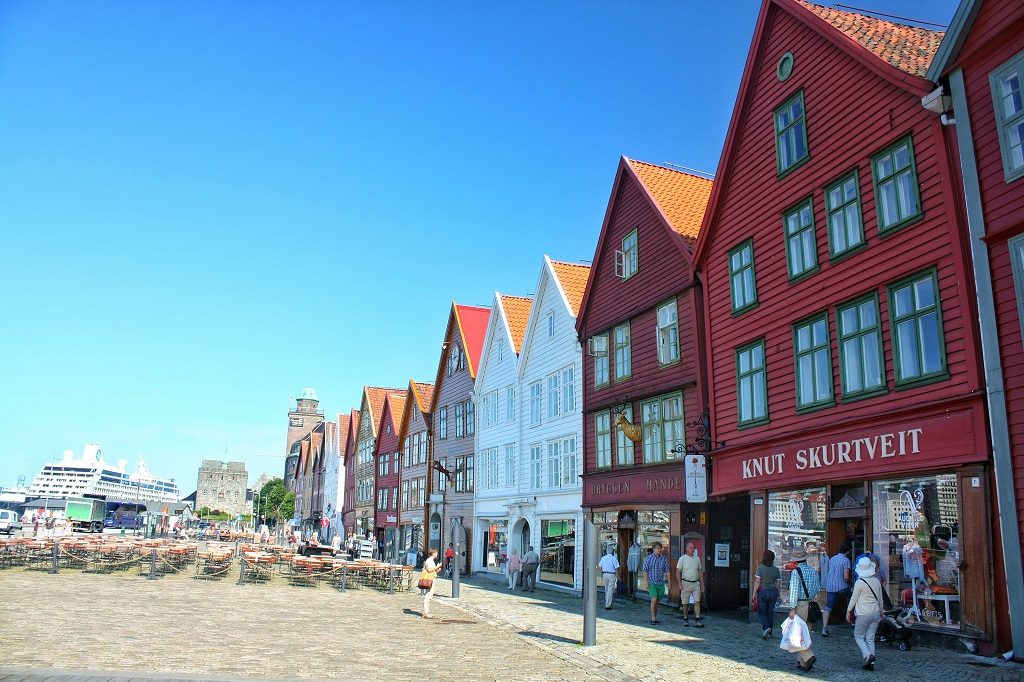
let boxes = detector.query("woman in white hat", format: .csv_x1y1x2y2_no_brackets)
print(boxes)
847,556,885,670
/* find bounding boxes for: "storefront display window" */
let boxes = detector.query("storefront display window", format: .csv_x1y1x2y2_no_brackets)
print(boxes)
635,510,671,594
872,474,960,629
540,519,575,585
483,522,508,571
768,488,827,607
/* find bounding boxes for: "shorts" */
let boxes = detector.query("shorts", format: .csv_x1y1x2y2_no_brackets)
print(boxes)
825,588,851,611
648,582,667,600
680,580,702,603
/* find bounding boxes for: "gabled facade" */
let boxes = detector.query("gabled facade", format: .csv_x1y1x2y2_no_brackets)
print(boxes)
426,302,490,571
514,257,590,590
354,387,405,538
472,291,533,577
323,413,351,538
341,409,360,536
577,157,715,605
373,390,407,559
694,0,993,645
397,380,434,561
926,0,1024,657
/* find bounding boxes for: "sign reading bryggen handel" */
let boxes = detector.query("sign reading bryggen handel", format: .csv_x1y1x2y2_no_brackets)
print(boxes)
712,406,986,496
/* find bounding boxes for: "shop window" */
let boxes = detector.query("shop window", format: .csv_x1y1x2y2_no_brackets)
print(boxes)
595,412,612,469
825,170,865,258
616,405,635,466
990,53,1024,181
768,488,827,608
872,474,960,629
837,293,886,399
872,136,922,233
783,198,819,280
793,312,833,410
484,523,508,572
540,519,576,586
737,339,768,426
887,270,947,386
775,90,809,176
729,239,758,313
635,510,672,595
641,392,683,463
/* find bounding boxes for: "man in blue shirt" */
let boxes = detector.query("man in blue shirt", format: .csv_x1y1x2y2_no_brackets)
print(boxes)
642,541,670,625
788,548,820,671
821,543,851,636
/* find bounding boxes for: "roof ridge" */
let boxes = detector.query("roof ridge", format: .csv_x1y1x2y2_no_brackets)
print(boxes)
797,0,944,32
548,258,592,268
627,157,715,182
499,293,534,300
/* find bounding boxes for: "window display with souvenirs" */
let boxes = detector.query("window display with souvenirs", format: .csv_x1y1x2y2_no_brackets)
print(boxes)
768,487,827,606
872,474,960,629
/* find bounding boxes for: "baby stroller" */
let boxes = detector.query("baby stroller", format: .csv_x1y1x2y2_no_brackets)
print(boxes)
877,607,914,650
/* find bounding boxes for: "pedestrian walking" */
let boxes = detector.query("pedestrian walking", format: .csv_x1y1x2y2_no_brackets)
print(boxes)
444,543,456,574
780,608,815,672
522,546,540,591
642,541,670,624
507,548,522,591
419,548,441,619
752,550,781,639
821,542,852,636
597,548,620,609
847,556,884,670
787,548,820,671
677,541,706,627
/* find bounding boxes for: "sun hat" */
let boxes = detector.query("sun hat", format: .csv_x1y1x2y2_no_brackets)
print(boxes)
790,548,808,561
855,556,876,578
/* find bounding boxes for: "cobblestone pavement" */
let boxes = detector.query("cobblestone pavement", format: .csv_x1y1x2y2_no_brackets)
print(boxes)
0,569,1021,681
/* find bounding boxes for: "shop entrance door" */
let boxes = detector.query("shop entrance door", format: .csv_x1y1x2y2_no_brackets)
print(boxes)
520,521,531,554
707,496,751,610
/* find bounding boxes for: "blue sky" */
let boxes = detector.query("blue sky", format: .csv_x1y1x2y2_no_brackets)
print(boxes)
0,1,958,492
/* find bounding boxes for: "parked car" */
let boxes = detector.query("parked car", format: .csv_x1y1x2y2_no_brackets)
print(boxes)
0,510,23,535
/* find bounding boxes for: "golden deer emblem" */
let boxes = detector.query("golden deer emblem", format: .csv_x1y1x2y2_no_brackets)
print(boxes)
614,404,642,443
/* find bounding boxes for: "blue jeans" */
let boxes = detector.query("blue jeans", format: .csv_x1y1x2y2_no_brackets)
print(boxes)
757,587,779,630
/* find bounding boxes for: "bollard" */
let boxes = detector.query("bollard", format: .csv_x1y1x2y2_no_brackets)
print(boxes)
452,546,461,599
341,564,348,592
583,515,598,646
388,566,395,594
237,557,246,585
148,548,158,580
49,539,60,574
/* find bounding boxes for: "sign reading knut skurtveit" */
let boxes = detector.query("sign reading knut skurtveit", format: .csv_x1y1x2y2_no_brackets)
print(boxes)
711,405,987,496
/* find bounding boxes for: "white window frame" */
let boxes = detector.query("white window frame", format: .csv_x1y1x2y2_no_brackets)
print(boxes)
656,299,680,365
529,445,543,490
548,312,556,339
619,228,638,279
505,386,515,421
560,436,577,486
561,366,576,414
504,444,516,487
529,382,542,426
641,392,684,463
547,372,561,419
616,404,635,466
547,440,561,488
595,412,611,469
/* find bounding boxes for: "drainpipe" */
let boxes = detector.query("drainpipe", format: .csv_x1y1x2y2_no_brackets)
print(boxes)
939,68,1024,661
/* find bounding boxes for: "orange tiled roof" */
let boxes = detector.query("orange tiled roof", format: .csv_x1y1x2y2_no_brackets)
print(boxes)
626,159,713,246
500,294,533,353
412,382,435,413
337,413,352,452
797,1,943,78
365,387,406,437
549,260,591,317
386,393,408,436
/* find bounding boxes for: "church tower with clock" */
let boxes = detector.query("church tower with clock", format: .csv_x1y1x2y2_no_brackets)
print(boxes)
284,386,323,487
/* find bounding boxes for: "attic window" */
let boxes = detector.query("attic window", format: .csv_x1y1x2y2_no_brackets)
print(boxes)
615,229,639,280
777,52,794,82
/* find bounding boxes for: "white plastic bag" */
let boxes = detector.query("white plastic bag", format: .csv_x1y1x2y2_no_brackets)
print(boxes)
780,614,812,652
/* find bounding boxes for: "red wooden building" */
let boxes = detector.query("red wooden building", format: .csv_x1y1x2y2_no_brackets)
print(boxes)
374,390,407,560
341,408,360,537
694,0,997,648
576,157,733,606
926,0,1024,656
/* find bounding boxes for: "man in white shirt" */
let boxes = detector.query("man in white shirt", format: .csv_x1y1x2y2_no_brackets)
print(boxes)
597,548,620,609
677,542,706,627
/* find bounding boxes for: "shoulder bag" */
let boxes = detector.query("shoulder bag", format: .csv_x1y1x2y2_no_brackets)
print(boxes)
796,566,822,624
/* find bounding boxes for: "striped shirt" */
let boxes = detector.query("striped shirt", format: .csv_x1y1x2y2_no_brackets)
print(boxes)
789,562,821,607
824,553,851,593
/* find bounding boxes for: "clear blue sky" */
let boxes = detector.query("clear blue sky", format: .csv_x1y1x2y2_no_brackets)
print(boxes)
0,1,957,492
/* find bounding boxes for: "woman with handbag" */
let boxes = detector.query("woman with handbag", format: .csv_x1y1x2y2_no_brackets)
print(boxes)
846,556,884,670
419,548,441,619
752,550,781,639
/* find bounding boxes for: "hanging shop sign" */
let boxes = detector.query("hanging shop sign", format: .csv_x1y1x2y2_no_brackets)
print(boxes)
685,455,707,503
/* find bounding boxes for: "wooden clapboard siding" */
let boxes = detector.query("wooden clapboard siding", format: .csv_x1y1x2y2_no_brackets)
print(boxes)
374,392,405,531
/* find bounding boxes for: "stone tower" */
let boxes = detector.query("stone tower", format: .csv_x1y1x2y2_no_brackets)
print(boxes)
284,386,323,487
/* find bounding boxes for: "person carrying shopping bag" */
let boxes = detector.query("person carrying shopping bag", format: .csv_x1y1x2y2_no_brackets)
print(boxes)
847,556,884,670
419,548,441,619
780,608,815,672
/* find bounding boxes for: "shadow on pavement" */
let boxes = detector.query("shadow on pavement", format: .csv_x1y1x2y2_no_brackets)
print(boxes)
518,630,580,645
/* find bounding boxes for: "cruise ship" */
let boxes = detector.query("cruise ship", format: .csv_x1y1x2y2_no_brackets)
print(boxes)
28,445,180,503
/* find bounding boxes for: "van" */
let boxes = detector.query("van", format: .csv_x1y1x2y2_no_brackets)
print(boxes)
0,510,23,535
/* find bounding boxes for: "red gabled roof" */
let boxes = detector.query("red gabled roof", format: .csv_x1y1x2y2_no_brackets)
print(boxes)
797,1,943,79
499,295,533,354
454,303,491,379
344,409,360,461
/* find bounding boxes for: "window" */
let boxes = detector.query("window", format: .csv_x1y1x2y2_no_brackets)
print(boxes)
504,444,516,487
618,229,638,279
481,448,498,490
403,437,411,468
401,481,410,510
737,340,768,426
455,403,464,438
794,313,833,410
990,54,1024,181
783,199,818,279
888,270,947,385
530,445,542,490
837,294,885,398
377,488,389,511
448,345,460,375
466,400,475,436
455,457,465,492
480,393,491,428
872,136,922,232
439,407,448,440
614,322,631,379
546,440,577,488
466,455,474,492
641,392,683,463
506,386,515,421
616,405,635,466
392,486,398,509
774,90,809,175
497,338,504,363
1011,236,1024,345
547,372,561,418
595,413,612,469
435,457,447,492
458,346,466,370
548,313,556,338
561,366,575,413
656,300,679,364
592,333,610,386
729,240,757,313
561,437,577,486
378,455,390,477
529,382,542,426
769,488,827,607
825,171,864,257
540,519,576,586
